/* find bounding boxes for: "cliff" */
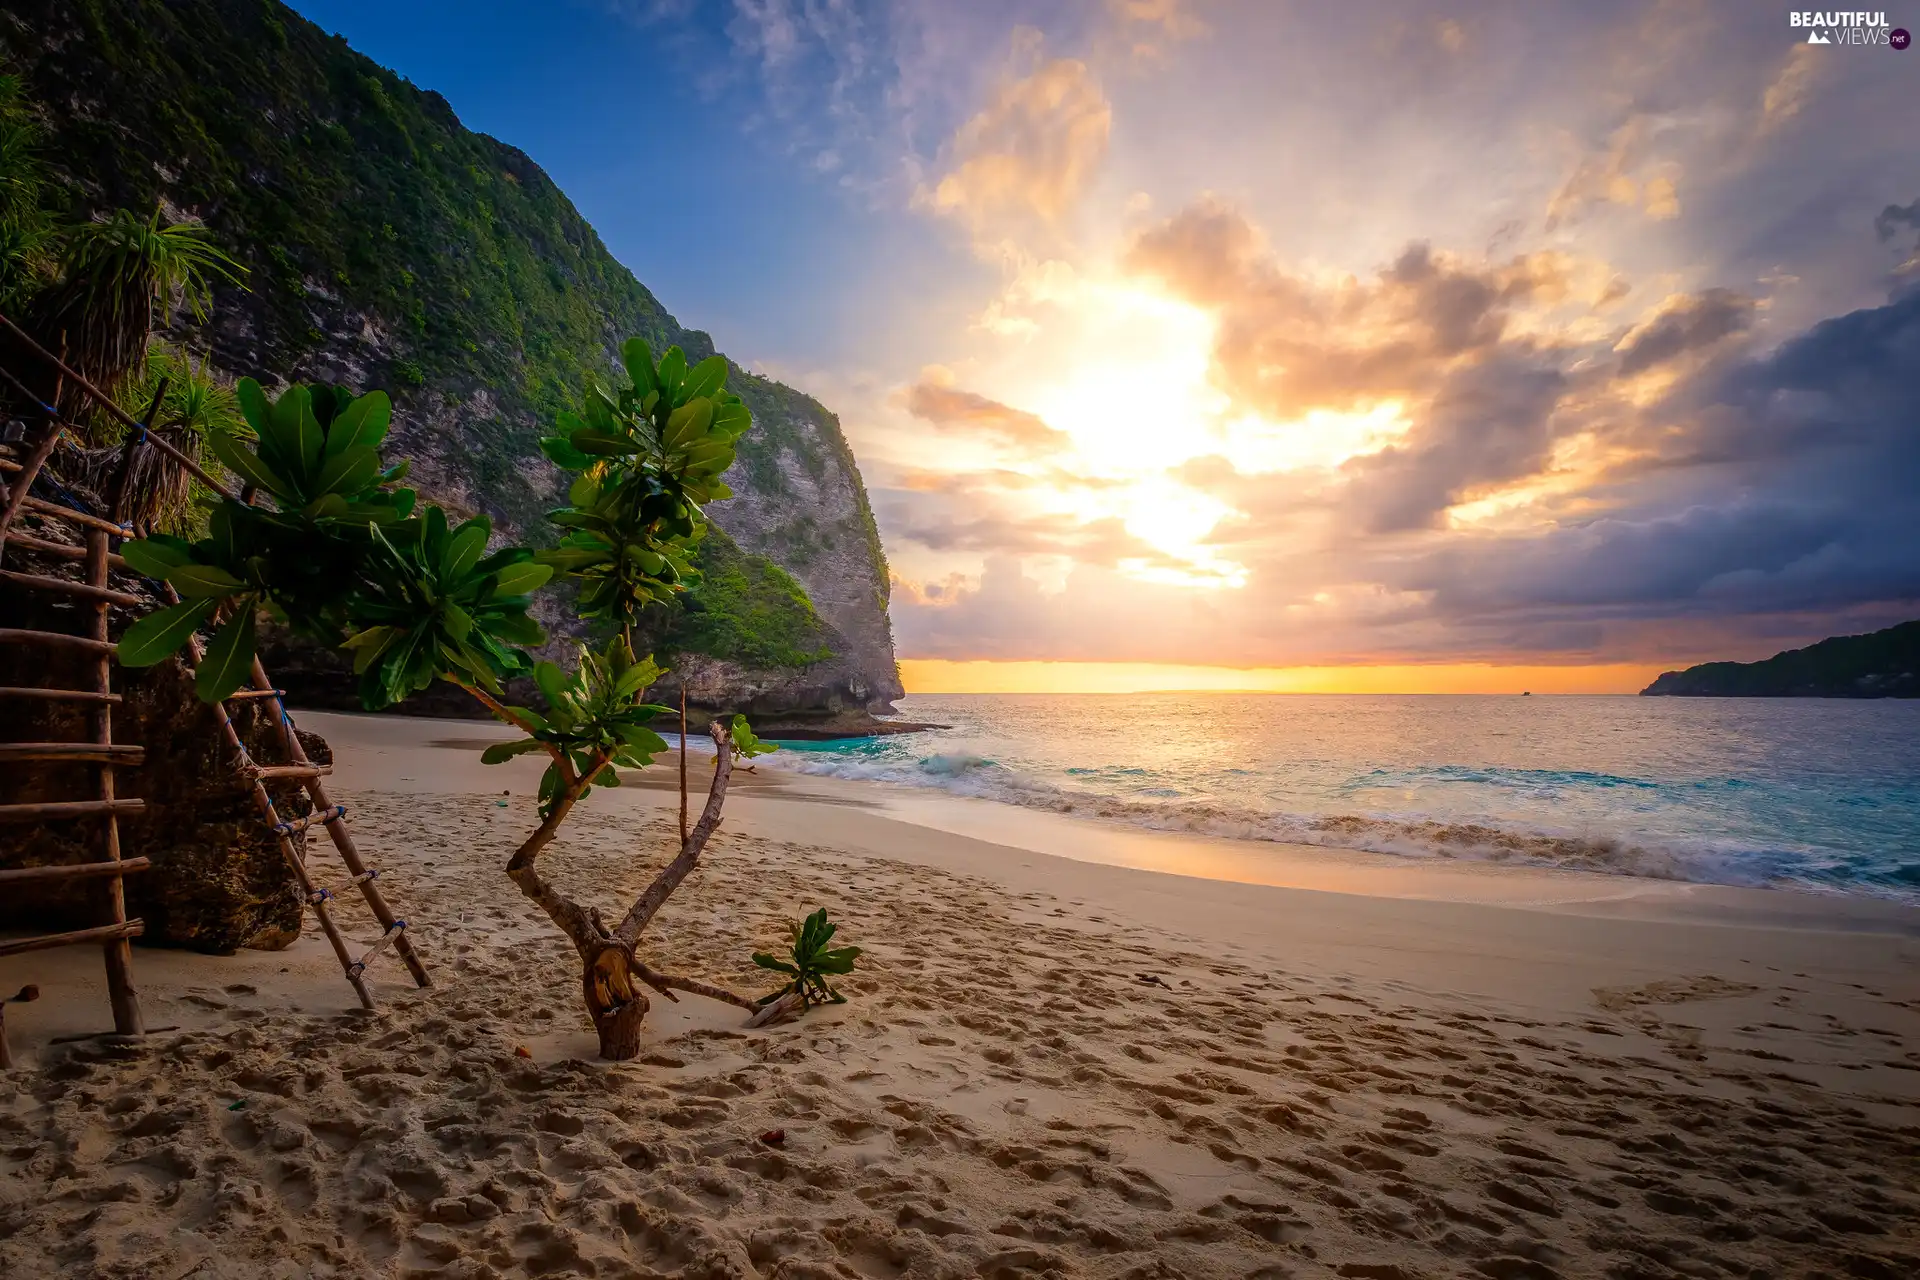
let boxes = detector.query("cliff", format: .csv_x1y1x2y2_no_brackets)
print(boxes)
1641,620,1920,698
0,0,902,714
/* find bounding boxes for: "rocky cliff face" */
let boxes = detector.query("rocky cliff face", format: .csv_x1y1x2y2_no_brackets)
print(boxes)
0,0,902,710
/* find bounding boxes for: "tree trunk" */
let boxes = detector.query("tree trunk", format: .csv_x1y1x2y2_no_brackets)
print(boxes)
583,942,649,1061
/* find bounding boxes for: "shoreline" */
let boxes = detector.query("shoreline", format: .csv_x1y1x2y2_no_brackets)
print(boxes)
350,709,1920,932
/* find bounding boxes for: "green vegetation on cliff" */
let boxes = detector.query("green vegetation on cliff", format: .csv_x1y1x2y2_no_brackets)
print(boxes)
667,528,834,670
1641,620,1920,698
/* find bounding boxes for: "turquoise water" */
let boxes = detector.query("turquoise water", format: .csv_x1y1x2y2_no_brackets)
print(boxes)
766,694,1920,902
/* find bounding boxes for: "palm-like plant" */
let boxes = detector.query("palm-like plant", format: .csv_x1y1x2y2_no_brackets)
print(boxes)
31,206,246,423
78,344,246,531
753,909,861,1008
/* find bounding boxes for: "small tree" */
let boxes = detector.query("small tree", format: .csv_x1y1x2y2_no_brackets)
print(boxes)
118,339,814,1058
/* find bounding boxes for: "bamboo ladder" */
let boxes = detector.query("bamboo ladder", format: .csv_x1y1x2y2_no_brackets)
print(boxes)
0,316,432,1012
0,366,156,1063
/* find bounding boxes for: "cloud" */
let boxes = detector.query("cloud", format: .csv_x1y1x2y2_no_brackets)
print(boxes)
1545,115,1683,230
1613,289,1756,376
1126,201,1596,420
917,31,1112,246
902,374,1071,456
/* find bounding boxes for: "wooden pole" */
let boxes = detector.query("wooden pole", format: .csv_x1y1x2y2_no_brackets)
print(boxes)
82,390,167,1040
679,685,689,845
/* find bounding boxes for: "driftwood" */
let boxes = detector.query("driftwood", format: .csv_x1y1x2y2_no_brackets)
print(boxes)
498,717,761,1060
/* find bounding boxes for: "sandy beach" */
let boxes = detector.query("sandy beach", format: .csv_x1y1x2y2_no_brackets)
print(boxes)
4,710,1918,1279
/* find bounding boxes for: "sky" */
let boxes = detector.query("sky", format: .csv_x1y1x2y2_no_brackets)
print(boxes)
290,1,1920,692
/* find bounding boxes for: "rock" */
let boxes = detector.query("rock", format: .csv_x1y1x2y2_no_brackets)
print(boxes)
0,522,308,952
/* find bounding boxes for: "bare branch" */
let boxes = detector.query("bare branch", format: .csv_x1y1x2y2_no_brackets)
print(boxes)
506,862,603,962
632,959,758,1011
613,719,733,945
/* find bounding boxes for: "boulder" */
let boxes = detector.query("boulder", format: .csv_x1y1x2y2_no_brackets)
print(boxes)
0,521,311,953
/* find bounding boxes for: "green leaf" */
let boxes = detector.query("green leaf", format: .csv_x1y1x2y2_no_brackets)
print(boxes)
116,597,215,667
480,738,546,765
656,346,687,397
325,391,392,457
314,446,380,497
445,522,488,578
235,378,269,437
340,625,398,674
205,429,288,496
539,436,592,469
165,561,246,599
195,606,258,703
752,953,800,976
680,355,728,403
119,537,193,579
489,562,551,599
620,337,656,397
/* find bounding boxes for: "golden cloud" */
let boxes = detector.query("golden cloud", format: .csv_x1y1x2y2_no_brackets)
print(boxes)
917,32,1112,246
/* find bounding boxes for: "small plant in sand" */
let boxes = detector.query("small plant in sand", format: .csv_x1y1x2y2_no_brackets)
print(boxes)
753,909,862,1011
116,340,840,1058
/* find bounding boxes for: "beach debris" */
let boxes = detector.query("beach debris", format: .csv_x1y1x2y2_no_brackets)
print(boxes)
758,1129,786,1146
1136,973,1171,989
752,908,861,1014
514,1045,532,1058
0,985,41,1070
226,1100,247,1111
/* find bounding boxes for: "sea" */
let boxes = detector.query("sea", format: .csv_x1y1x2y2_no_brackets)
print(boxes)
764,693,1920,903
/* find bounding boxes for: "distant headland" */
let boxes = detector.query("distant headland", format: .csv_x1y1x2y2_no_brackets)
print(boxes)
1641,620,1920,698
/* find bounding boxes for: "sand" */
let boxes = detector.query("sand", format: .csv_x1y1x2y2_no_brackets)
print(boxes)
3,710,1918,1280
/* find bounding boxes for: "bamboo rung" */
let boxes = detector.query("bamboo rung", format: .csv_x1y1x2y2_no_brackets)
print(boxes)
0,629,118,655
273,804,344,836
0,920,144,959
0,533,122,567
349,920,407,976
0,742,145,764
249,764,331,780
0,798,145,823
0,569,142,607
224,689,286,701
0,857,150,885
0,687,122,702
18,496,130,537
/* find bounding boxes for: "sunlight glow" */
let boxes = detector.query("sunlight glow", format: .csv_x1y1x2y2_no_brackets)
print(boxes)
900,660,1672,695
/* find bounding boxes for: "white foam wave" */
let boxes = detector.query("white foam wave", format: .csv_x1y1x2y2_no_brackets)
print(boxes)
768,748,1903,900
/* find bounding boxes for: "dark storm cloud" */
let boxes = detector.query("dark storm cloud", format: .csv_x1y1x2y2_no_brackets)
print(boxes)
1614,288,1756,375
1403,286,1920,621
1341,354,1569,532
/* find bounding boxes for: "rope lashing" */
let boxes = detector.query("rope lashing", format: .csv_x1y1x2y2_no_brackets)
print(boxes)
307,887,333,905
352,868,378,885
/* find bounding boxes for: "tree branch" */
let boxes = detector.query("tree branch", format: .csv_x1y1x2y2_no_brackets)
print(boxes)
613,719,733,945
632,959,758,1011
456,678,576,786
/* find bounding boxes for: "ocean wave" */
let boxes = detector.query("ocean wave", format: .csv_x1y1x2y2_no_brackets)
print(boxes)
767,746,1918,902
